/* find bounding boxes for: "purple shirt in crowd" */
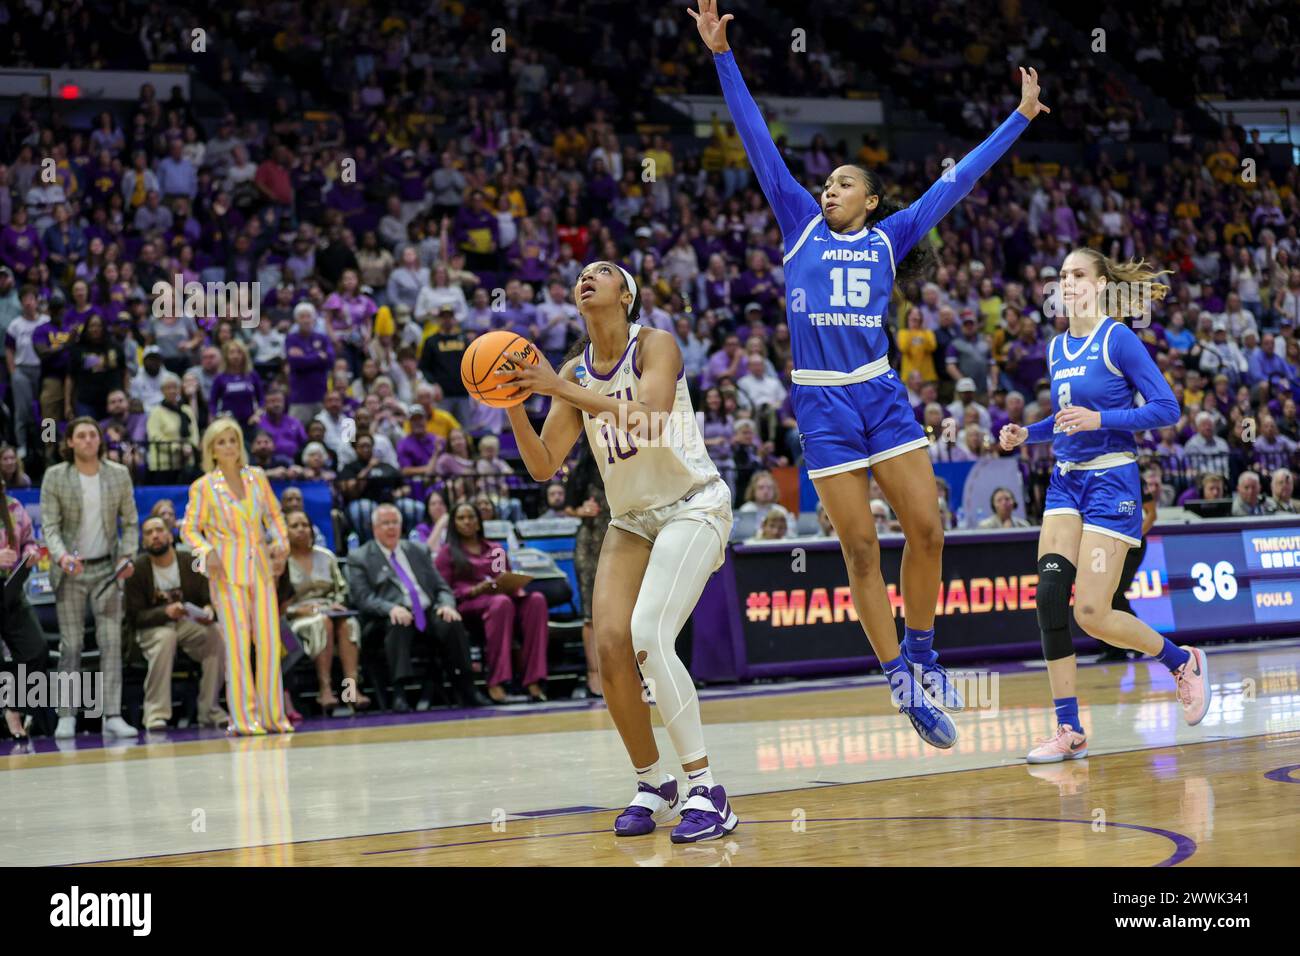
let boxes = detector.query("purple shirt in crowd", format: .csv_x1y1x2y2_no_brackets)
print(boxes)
257,411,309,460
285,330,335,405
32,319,84,377
397,430,445,503
210,370,265,423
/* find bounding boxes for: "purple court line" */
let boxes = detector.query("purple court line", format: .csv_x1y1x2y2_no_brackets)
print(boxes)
364,815,1197,867
6,642,1288,758
512,805,605,817
1264,764,1300,783
54,731,1276,866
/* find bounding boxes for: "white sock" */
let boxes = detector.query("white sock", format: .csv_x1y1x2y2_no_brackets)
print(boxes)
685,766,715,791
634,762,661,789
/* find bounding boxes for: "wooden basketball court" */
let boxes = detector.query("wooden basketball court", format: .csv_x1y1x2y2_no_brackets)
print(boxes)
3,643,1297,866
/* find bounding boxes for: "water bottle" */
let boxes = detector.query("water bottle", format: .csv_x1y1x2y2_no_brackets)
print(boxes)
346,532,360,553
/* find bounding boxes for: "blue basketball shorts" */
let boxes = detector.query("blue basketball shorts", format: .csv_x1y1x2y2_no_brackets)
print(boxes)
1043,461,1142,546
791,372,929,478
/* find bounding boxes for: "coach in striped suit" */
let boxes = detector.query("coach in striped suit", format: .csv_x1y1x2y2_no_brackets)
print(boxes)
182,418,294,735
40,417,140,739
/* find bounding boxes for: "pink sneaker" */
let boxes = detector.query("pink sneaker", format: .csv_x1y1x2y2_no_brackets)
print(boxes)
1026,724,1088,764
1173,646,1211,726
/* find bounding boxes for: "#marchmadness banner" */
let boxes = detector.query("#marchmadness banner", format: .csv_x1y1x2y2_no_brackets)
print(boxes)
720,518,1300,677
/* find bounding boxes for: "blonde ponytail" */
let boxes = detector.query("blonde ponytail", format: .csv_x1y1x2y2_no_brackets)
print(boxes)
1069,248,1172,318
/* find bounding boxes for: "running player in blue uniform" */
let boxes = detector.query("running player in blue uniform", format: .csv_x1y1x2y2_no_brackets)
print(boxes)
691,0,1048,747
999,248,1213,763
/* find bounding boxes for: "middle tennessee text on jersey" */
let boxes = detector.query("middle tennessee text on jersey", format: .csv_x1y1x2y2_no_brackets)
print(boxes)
1028,317,1180,462
715,49,1030,384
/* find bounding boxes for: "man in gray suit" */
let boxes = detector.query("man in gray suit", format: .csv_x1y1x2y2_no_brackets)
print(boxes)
345,503,485,710
40,417,140,738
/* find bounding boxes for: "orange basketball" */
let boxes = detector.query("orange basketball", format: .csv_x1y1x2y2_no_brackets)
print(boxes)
460,330,540,408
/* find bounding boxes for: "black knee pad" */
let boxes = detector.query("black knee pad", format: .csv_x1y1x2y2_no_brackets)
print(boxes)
1037,553,1076,661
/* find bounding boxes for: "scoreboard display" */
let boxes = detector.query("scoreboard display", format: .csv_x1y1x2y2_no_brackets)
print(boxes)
719,517,1300,678
1133,526,1300,636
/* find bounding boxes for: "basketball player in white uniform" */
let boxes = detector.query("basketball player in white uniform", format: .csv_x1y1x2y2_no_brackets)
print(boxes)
499,260,738,843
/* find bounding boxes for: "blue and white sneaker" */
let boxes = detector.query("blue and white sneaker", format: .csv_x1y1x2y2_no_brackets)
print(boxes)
670,785,739,844
889,669,957,749
613,776,680,837
905,657,965,713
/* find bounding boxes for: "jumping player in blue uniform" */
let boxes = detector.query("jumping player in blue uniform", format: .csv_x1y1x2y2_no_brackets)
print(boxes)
691,0,1048,747
999,248,1213,763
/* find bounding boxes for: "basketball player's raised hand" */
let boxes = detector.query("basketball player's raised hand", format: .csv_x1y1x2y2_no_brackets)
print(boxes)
999,423,1028,451
1016,67,1050,120
498,349,562,398
689,0,733,54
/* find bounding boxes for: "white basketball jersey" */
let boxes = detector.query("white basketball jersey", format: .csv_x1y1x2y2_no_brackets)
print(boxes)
575,324,719,517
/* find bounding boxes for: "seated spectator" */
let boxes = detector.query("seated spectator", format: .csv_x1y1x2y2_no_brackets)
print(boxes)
145,372,198,482
278,486,327,548
1183,411,1230,476
99,389,149,445
122,516,227,730
539,482,568,519
1142,464,1176,508
476,433,524,520
738,470,790,534
978,487,1031,529
279,509,368,712
0,445,31,489
337,433,420,540
1266,468,1298,514
697,386,737,495
180,369,212,436
748,505,792,542
815,501,836,538
435,503,549,704
131,347,168,411
395,403,441,504
346,504,484,711
149,498,183,545
870,498,897,535
249,430,299,480
435,427,478,504
257,389,308,462
1177,471,1228,507
416,491,451,548
298,441,337,482
1232,471,1266,516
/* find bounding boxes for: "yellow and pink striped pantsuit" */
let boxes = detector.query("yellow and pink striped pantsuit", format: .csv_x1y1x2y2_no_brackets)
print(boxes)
211,574,291,734
182,464,293,735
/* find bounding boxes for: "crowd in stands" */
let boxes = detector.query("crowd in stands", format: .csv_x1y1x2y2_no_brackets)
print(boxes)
0,0,1297,642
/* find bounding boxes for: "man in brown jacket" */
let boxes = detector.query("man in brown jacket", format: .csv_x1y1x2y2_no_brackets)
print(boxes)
124,516,227,729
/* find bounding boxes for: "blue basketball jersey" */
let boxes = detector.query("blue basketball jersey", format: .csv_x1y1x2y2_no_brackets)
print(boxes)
715,49,1030,381
1039,318,1180,461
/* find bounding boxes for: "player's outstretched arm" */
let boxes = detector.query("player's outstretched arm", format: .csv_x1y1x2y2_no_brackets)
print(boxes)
691,0,818,239
504,357,585,482
880,67,1048,258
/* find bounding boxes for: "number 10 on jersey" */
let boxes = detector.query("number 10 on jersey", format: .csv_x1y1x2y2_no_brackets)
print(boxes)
597,386,639,465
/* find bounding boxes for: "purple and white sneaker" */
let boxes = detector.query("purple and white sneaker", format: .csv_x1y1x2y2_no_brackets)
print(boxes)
670,785,739,844
613,776,680,837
